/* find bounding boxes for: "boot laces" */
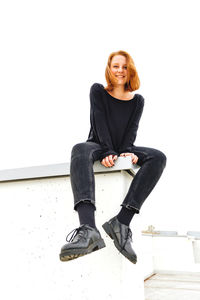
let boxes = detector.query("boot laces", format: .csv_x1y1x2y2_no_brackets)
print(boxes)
66,225,87,242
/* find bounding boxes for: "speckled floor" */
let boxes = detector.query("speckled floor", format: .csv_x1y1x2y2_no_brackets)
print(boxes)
144,273,200,300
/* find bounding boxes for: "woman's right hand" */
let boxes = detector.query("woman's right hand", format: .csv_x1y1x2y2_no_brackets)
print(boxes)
101,155,118,168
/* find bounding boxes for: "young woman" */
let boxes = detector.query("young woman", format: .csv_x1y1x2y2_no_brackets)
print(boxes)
59,50,167,264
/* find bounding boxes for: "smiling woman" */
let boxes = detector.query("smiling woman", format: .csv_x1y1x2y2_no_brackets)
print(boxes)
105,50,140,99
59,50,167,265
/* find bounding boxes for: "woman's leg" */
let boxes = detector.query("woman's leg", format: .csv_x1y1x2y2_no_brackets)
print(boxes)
102,145,167,264
59,141,106,262
70,141,104,211
121,145,167,212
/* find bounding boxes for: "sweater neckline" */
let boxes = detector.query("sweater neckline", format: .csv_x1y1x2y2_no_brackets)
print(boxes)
104,88,137,103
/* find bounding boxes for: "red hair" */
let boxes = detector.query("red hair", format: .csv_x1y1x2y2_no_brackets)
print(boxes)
105,50,140,92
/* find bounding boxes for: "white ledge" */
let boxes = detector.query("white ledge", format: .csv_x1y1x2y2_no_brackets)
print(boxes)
0,157,140,182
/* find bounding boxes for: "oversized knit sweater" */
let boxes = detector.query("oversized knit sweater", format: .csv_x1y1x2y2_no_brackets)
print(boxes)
86,83,145,161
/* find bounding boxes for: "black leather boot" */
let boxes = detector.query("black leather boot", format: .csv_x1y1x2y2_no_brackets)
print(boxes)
60,224,106,262
102,216,137,264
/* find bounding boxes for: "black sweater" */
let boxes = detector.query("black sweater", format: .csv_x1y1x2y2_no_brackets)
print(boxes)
86,83,145,161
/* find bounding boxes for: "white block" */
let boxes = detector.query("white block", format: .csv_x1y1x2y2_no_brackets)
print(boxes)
0,167,144,300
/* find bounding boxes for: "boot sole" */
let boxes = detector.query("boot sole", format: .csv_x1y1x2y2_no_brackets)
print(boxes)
102,222,137,264
59,238,106,262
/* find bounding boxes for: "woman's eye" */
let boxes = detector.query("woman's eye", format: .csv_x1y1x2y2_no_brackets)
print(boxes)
112,65,127,69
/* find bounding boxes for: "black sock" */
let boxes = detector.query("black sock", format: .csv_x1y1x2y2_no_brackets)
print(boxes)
116,206,137,227
76,202,96,229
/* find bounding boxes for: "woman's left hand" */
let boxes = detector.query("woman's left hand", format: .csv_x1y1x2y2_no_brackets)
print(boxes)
120,152,138,164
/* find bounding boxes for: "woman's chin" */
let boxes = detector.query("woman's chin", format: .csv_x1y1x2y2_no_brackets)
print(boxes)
116,81,126,86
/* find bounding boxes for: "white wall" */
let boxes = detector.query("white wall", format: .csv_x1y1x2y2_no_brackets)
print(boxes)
1,1,200,232
0,172,145,300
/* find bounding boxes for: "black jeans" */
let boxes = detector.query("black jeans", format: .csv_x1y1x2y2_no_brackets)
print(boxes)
70,141,167,213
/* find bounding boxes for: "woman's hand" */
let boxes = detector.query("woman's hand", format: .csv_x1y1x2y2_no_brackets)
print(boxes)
101,155,118,168
120,152,138,164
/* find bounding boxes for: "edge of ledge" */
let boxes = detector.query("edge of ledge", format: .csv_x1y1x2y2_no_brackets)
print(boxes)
0,157,140,182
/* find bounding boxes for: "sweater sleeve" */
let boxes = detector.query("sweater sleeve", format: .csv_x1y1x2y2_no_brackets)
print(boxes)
118,95,145,153
90,83,118,161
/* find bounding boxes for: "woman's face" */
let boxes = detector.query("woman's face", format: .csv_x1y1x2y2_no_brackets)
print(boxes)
110,55,128,86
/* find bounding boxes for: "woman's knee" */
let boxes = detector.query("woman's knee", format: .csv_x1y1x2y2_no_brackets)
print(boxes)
153,149,167,168
71,142,89,157
71,142,102,160
134,146,167,168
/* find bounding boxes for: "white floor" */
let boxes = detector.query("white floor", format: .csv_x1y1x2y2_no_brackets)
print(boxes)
144,273,200,300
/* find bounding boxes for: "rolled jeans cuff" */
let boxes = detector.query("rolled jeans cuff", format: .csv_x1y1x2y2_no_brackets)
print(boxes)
74,198,96,211
120,203,140,214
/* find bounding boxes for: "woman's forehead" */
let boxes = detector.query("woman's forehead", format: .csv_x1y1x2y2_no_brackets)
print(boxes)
111,55,127,64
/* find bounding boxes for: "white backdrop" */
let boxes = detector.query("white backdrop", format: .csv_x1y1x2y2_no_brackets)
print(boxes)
0,0,200,232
